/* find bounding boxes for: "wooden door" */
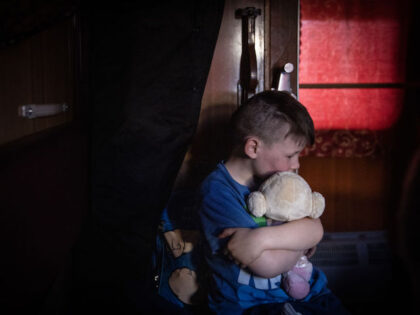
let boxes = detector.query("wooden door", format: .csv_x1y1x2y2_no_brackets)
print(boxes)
174,0,300,191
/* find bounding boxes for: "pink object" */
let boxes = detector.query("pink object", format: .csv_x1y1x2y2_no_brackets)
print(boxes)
282,255,313,300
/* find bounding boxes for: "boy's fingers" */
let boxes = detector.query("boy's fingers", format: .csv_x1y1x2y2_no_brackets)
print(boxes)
230,257,243,267
218,228,235,238
223,248,240,264
223,248,248,269
305,246,317,258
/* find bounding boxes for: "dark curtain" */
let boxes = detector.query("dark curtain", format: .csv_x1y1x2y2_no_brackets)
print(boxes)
71,1,225,314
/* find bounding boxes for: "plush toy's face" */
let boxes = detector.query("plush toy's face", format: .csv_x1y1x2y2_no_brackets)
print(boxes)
247,172,325,221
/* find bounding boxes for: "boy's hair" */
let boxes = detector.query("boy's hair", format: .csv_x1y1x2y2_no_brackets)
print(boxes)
229,90,315,149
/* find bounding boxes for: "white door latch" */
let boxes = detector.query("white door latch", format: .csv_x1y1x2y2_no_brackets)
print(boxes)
18,103,68,119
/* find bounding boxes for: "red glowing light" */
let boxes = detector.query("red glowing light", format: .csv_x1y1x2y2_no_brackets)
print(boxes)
299,0,408,130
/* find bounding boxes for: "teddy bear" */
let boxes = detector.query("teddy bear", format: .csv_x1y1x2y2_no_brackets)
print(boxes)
247,171,325,300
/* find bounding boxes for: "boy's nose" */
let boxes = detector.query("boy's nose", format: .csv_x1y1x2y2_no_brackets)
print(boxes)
290,159,300,171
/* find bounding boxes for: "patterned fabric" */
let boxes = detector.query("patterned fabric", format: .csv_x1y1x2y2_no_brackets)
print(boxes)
301,129,384,158
153,189,208,308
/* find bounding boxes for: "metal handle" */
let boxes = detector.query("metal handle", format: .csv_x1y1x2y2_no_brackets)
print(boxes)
277,63,294,92
272,63,297,99
236,7,261,106
18,103,68,119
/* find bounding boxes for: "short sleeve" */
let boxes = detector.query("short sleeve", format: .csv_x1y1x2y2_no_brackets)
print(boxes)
199,179,257,254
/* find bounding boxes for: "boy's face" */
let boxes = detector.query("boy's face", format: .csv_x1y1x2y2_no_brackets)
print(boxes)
253,134,305,180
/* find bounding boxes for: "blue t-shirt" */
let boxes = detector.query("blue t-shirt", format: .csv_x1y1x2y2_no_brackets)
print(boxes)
199,162,329,314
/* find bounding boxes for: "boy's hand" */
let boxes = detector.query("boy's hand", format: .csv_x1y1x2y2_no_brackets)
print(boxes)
218,227,264,268
305,246,317,258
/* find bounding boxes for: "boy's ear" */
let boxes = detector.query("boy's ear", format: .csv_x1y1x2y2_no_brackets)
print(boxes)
244,137,259,159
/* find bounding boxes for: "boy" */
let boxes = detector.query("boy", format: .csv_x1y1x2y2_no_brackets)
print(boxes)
198,91,348,314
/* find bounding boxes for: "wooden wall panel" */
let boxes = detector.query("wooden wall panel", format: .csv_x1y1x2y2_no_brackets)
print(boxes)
35,20,74,132
268,0,299,94
0,38,34,143
0,18,74,146
0,13,88,313
300,156,390,231
174,0,266,189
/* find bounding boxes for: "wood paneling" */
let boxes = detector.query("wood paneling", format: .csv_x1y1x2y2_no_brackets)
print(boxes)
268,0,299,94
35,19,74,132
0,18,74,146
0,35,33,143
300,156,390,231
0,13,88,313
174,0,266,189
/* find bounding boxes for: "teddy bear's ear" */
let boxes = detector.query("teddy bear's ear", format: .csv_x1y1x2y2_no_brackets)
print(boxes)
248,191,267,217
310,192,325,218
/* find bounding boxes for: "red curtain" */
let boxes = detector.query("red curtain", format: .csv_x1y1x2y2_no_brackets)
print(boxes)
299,0,410,157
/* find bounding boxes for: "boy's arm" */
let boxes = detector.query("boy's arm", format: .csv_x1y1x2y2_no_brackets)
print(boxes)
219,218,323,275
247,244,317,278
247,249,305,278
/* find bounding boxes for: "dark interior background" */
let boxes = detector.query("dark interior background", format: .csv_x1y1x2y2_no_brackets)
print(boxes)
0,0,418,314
0,1,224,314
